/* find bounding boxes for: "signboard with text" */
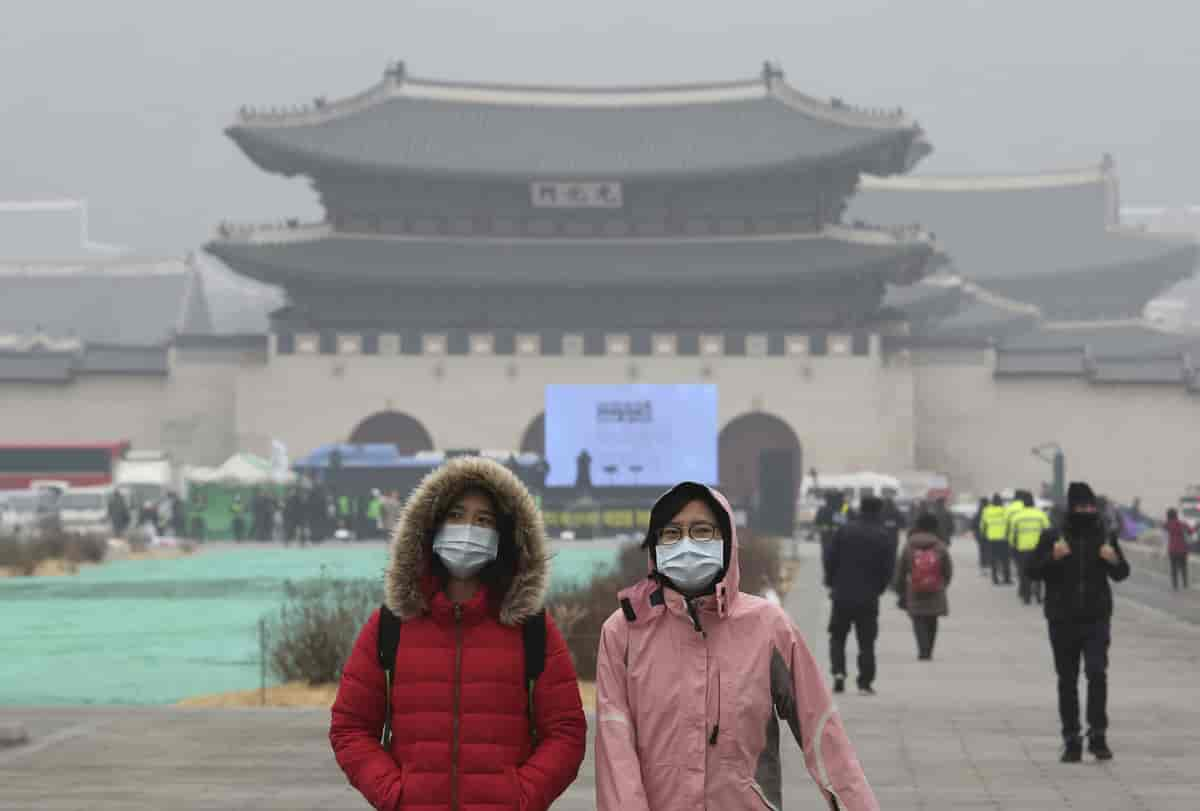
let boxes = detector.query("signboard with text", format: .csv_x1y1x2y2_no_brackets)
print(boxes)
530,181,623,209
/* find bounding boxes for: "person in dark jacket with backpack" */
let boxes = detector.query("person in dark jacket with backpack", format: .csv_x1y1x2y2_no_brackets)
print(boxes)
824,496,894,695
1027,481,1130,764
893,513,952,660
330,457,587,811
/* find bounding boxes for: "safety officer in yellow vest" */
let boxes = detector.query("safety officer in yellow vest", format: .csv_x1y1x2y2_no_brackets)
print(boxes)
980,494,1012,585
1009,492,1051,605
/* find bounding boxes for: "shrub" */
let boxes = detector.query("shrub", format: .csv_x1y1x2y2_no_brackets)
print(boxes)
265,572,383,685
0,535,36,575
0,530,107,575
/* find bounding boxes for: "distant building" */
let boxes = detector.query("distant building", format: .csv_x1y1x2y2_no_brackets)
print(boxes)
2,63,1198,512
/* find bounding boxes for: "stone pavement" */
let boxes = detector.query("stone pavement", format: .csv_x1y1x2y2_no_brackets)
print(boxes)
2,540,1198,809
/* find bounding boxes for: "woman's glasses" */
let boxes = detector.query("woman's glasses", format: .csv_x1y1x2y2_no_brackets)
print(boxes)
657,522,723,545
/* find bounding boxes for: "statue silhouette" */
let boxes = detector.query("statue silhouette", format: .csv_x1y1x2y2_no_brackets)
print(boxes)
575,449,593,492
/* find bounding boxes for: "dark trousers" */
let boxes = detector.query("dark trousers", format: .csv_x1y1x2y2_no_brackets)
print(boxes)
1170,555,1189,590
1048,620,1111,740
976,535,991,569
990,542,1011,584
1016,550,1042,603
911,615,938,659
829,601,879,688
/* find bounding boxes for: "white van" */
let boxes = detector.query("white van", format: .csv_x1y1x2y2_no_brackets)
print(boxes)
796,472,905,534
58,488,114,536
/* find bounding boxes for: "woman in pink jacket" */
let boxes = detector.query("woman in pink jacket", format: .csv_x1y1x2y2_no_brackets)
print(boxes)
595,482,879,811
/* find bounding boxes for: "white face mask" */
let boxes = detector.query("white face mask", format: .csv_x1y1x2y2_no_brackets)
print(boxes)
655,539,724,595
433,523,500,579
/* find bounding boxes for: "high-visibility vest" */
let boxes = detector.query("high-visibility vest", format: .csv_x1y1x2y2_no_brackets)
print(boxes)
366,497,382,520
1004,501,1024,547
981,505,1008,541
1009,506,1050,552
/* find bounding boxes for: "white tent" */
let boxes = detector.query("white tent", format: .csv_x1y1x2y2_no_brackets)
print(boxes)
185,453,295,486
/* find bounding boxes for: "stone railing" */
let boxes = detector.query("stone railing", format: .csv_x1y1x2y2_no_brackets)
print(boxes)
214,220,332,244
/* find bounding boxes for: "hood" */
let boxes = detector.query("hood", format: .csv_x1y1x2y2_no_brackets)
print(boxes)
623,482,741,619
385,456,548,626
908,531,942,549
1067,482,1096,510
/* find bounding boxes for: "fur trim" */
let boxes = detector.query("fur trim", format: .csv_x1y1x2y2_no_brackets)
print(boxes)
385,456,548,626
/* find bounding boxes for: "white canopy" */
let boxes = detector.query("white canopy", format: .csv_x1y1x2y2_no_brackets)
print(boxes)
185,453,295,485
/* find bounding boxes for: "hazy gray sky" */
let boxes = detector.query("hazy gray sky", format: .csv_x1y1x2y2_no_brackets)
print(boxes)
2,0,1198,254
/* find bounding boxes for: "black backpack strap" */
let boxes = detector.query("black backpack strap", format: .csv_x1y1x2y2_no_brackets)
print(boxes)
522,609,547,746
377,604,402,748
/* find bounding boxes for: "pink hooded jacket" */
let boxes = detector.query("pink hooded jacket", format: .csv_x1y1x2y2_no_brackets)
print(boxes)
595,484,879,811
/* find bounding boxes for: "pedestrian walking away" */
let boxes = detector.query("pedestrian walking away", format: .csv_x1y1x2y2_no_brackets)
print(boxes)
972,497,990,575
1027,481,1130,764
894,513,952,661
595,481,880,811
824,495,894,696
330,457,587,811
1164,508,1193,590
1009,492,1051,605
981,494,1011,585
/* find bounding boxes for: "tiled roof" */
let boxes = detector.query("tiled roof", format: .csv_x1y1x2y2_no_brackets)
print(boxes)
850,162,1198,320
0,256,212,346
227,65,928,179
205,225,937,289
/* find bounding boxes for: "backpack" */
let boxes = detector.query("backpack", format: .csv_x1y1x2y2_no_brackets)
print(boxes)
910,547,944,594
375,603,547,748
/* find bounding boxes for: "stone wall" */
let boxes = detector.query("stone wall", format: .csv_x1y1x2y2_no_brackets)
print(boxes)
912,347,1200,514
231,337,915,479
0,376,170,449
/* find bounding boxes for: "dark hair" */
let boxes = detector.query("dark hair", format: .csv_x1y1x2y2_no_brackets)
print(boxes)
641,482,732,574
430,485,520,613
1168,508,1179,521
915,512,941,534
859,496,883,518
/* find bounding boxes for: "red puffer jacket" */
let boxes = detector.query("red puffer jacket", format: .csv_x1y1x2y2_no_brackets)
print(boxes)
330,458,586,811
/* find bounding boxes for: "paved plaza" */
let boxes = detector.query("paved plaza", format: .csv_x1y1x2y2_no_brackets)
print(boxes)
2,541,1198,810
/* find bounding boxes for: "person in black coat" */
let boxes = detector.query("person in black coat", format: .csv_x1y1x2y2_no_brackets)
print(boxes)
972,497,990,575
823,496,894,696
1027,481,1130,764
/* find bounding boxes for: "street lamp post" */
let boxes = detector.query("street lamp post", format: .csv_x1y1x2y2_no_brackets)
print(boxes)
1031,443,1065,507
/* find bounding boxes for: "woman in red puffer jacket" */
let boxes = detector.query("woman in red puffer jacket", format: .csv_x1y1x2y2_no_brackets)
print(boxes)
330,457,587,811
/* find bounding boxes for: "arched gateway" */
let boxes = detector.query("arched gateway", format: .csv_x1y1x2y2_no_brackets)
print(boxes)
718,412,802,534
348,411,434,455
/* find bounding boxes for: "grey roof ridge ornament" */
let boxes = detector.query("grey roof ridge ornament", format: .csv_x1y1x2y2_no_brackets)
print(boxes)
859,160,1114,194
1040,317,1179,332
958,278,1042,318
0,331,84,353
0,256,186,277
233,61,917,130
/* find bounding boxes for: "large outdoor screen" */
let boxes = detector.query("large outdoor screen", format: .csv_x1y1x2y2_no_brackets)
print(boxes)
544,384,718,487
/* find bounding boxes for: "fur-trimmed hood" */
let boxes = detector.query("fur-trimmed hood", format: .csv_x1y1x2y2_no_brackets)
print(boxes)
385,456,548,626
